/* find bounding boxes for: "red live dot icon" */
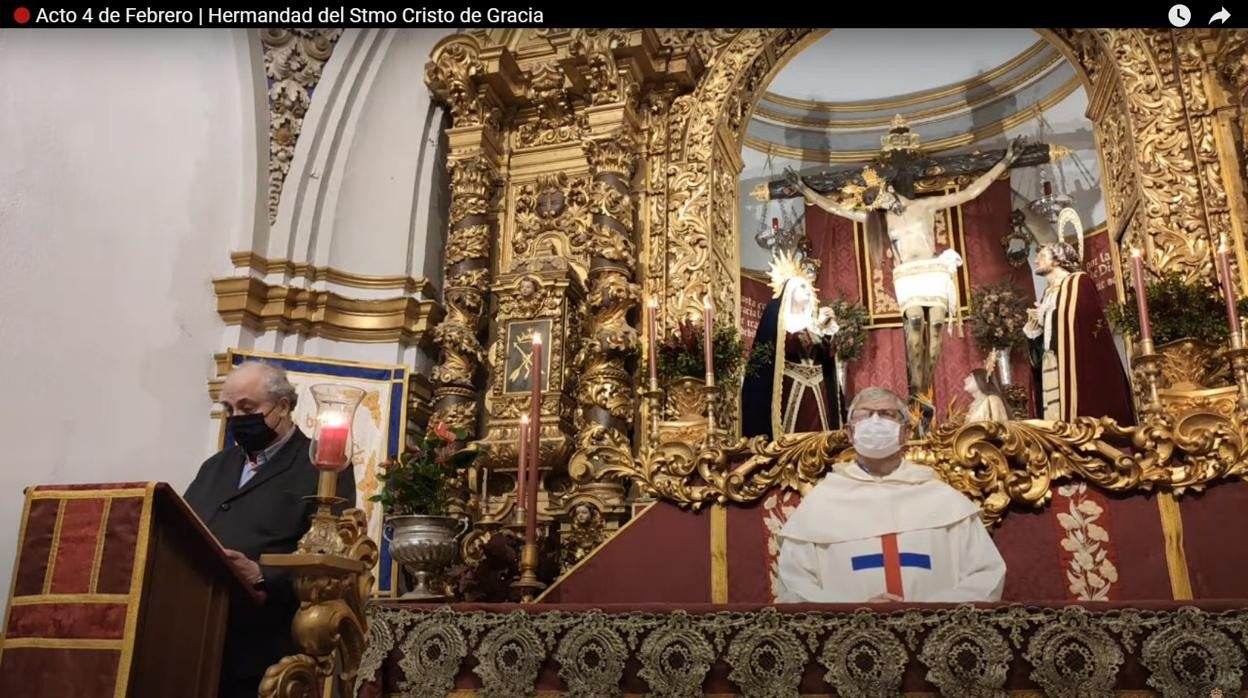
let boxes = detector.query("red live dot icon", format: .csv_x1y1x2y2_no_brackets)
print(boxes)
13,6,32,24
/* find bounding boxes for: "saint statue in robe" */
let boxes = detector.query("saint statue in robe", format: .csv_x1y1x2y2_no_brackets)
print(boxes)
741,252,842,440
1025,242,1135,424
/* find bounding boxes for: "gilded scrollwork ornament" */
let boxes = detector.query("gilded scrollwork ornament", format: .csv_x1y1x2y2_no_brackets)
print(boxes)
518,62,580,147
1099,30,1214,283
598,406,1248,526
425,38,502,133
261,29,343,225
513,173,592,266
260,506,378,698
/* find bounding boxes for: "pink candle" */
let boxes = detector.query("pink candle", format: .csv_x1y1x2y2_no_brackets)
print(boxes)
314,413,350,470
1218,242,1241,342
526,333,542,547
516,415,529,512
1131,249,1153,343
702,295,714,384
647,297,659,389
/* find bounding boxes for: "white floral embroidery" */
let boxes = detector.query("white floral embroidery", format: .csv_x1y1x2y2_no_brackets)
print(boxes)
762,490,803,601
1056,482,1119,600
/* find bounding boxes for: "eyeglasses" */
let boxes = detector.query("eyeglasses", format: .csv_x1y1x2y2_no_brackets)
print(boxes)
849,408,905,423
221,400,276,418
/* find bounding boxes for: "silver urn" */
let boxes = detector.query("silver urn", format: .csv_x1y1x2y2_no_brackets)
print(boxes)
387,515,469,599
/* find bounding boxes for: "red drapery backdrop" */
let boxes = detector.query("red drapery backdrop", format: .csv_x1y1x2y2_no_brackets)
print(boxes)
743,178,1037,421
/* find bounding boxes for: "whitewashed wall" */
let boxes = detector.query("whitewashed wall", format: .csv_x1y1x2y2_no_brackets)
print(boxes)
0,29,264,603
0,26,458,613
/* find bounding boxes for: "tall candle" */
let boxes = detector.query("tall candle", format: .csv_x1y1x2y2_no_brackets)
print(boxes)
1130,249,1153,344
647,297,659,390
1218,242,1242,345
526,333,542,547
314,412,350,470
516,415,529,513
703,295,714,385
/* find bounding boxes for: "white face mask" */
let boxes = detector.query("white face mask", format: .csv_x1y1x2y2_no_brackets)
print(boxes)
851,415,903,458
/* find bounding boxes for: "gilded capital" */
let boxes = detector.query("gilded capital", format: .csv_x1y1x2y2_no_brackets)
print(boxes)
583,133,641,180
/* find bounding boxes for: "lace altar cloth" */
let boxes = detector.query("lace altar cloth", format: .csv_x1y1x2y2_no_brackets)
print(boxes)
355,600,1248,697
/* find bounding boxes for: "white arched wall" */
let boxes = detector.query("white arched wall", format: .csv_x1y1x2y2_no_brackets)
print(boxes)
222,28,452,372
0,29,267,608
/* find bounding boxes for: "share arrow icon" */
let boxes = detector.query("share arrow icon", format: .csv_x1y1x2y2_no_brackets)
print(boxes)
1209,6,1230,23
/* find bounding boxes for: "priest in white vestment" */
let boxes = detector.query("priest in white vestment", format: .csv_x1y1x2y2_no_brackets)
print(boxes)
775,387,1006,603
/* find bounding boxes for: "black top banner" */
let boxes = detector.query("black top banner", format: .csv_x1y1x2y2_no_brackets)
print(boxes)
1,2,1243,28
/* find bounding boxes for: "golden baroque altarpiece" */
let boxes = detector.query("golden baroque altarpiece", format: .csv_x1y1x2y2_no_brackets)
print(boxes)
250,27,1248,698
417,28,1248,562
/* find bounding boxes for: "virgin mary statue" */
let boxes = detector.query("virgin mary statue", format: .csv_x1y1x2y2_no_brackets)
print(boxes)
741,251,843,440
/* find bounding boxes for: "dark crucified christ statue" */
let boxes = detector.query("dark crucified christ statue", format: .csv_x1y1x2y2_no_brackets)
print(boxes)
752,116,1065,406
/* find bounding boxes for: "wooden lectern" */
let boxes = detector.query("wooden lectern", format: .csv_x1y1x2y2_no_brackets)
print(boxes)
0,482,261,698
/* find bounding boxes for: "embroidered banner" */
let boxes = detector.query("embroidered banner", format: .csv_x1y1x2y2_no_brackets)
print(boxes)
0,483,153,698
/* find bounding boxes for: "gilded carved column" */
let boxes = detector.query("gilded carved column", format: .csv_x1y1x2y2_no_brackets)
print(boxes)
425,36,507,517
575,132,642,453
432,157,495,433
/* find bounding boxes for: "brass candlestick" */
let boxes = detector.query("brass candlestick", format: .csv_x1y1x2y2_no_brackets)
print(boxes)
703,374,720,447
510,538,546,603
1223,331,1248,412
1133,338,1163,415
642,384,666,452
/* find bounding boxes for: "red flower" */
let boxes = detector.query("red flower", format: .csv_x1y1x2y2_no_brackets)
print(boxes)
432,422,456,443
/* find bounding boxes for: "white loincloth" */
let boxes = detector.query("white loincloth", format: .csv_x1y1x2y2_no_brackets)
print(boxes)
892,249,962,315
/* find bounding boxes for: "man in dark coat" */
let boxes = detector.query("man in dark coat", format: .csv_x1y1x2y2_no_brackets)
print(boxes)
185,360,356,697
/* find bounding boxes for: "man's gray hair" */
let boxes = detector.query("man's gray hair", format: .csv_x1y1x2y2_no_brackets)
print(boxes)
847,387,911,424
236,360,298,408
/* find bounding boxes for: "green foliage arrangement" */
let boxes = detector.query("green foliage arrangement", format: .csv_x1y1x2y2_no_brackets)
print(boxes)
1105,271,1248,346
657,321,747,387
369,423,481,517
825,298,869,361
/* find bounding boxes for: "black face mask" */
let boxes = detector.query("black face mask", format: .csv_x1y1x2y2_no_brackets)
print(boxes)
228,410,278,454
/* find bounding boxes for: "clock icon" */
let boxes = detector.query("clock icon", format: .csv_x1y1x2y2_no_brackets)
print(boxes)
1169,3,1191,26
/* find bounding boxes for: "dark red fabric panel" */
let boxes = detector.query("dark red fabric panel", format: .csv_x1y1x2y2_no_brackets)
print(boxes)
1101,491,1172,600
726,500,771,603
538,501,710,604
741,274,773,354
48,499,106,595
989,507,1069,601
1179,480,1248,598
0,647,120,698
5,604,128,640
805,204,862,304
13,500,61,597
95,497,144,595
1082,230,1119,309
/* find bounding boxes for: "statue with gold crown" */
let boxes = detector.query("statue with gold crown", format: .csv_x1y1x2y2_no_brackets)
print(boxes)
783,117,1027,407
740,250,842,440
